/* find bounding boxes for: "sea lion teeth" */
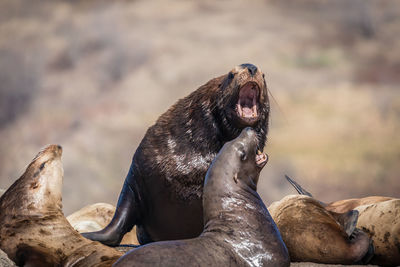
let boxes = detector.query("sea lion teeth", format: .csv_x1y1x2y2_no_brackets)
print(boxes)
113,128,289,267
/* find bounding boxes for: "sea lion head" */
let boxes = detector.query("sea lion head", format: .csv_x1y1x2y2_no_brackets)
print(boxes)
0,145,64,214
216,63,269,148
204,127,268,195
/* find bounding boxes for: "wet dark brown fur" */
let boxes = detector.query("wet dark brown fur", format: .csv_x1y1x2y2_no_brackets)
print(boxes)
114,128,289,267
83,64,270,246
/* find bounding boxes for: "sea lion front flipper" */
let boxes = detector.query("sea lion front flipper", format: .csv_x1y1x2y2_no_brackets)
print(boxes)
330,210,359,236
82,175,141,246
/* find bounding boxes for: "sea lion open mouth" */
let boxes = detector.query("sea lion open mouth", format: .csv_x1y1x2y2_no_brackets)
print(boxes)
256,150,268,168
235,82,260,124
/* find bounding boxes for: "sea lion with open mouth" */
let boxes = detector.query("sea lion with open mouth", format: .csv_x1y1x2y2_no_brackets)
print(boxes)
83,63,270,246
113,128,290,267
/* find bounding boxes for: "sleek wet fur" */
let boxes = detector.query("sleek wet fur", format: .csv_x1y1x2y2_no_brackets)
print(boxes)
83,64,270,246
113,128,289,267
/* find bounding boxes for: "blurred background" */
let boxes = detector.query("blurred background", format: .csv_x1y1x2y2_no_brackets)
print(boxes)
0,0,399,215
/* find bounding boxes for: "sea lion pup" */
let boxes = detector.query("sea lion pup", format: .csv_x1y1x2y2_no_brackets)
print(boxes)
67,203,139,245
355,200,400,266
83,63,270,246
268,195,372,264
113,128,289,267
0,145,122,266
285,175,393,213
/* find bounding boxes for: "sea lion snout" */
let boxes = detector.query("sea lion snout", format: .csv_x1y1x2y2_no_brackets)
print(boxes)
240,63,258,76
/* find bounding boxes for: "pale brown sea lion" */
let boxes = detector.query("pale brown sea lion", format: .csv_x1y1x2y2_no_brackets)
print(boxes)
0,145,122,266
268,195,372,264
285,175,393,213
67,203,139,245
114,128,290,267
353,200,400,266
83,63,270,246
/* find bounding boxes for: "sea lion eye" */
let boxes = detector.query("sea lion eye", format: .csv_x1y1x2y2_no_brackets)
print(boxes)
239,150,247,161
39,162,46,171
228,72,235,79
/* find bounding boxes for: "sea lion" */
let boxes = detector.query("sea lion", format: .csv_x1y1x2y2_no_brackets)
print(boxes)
285,175,400,266
83,63,270,246
113,128,290,267
355,200,400,266
67,203,139,245
0,145,122,266
285,175,393,213
268,195,372,264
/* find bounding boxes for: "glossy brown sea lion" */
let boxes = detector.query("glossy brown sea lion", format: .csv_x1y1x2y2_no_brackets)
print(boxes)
268,195,372,264
285,175,393,213
355,200,400,266
83,63,270,246
113,128,289,267
67,203,139,245
285,175,399,266
0,145,122,266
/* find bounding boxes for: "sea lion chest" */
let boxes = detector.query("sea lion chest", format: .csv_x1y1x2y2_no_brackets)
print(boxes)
133,129,220,241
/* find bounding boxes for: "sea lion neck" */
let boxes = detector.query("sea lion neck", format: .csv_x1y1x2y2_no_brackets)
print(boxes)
201,129,264,232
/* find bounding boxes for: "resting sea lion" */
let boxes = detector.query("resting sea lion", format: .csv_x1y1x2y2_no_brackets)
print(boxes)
0,145,122,266
114,128,289,267
83,63,270,246
268,195,373,264
285,175,400,265
67,203,139,245
285,175,393,213
355,200,400,266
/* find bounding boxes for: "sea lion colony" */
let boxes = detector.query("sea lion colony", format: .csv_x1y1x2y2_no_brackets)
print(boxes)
0,64,398,266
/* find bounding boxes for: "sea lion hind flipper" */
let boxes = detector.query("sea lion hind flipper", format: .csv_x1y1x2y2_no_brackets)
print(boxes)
82,178,141,247
284,175,313,197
